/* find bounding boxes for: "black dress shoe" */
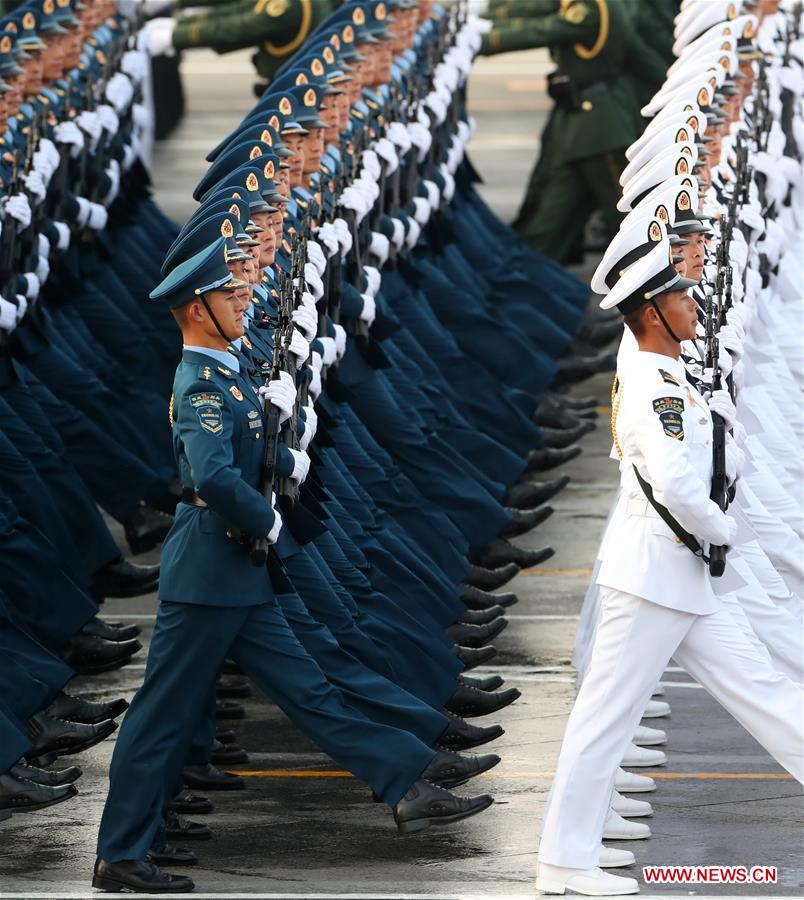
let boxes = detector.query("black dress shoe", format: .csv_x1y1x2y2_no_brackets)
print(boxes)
553,349,617,387
215,729,237,745
575,317,624,348
445,684,521,719
506,476,571,509
81,616,141,643
25,713,118,768
453,645,497,669
169,791,213,815
537,394,598,422
0,772,78,812
463,563,519,592
457,605,505,626
92,858,194,893
459,583,519,610
458,673,505,692
525,445,582,473
533,404,595,431
90,558,159,599
183,763,245,791
147,844,197,867
447,618,507,648
545,390,598,410
124,503,174,556
48,691,129,725
422,749,501,789
438,712,505,750
393,778,493,834
214,701,245,720
60,632,142,675
221,659,244,675
474,538,554,570
499,505,553,538
10,761,82,786
215,678,251,699
537,424,593,449
209,740,249,766
166,811,212,841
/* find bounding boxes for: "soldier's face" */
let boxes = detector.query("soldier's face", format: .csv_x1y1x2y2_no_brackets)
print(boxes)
418,0,434,23
227,258,252,304
655,289,698,341
375,43,393,84
64,27,82,69
271,209,283,242
283,133,305,185
196,289,245,342
42,35,65,81
3,75,22,114
334,89,350,131
679,232,706,282
22,51,43,97
301,129,324,175
250,211,277,267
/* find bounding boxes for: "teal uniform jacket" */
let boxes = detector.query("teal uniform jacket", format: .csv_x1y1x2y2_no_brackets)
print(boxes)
159,348,277,607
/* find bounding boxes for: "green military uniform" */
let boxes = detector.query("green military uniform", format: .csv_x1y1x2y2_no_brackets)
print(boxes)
171,0,340,81
481,0,649,263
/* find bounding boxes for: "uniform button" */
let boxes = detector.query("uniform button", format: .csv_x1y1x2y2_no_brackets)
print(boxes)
255,433,260,439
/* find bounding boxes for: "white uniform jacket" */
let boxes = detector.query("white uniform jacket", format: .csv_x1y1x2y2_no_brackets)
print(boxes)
597,350,730,614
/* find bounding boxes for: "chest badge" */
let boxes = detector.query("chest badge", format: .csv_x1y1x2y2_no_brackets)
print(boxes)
242,335,253,349
230,386,244,401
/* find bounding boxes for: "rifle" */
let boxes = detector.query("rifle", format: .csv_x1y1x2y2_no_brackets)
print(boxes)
704,272,728,577
249,336,283,567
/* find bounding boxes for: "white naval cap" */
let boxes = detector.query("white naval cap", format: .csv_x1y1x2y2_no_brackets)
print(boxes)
631,105,711,161
641,81,726,122
622,123,699,185
656,49,740,103
591,217,670,295
618,142,699,209
598,238,697,314
642,66,728,117
669,15,757,71
628,178,711,236
674,0,745,46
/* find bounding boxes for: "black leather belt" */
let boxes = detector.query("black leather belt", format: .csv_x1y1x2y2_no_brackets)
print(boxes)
181,488,207,508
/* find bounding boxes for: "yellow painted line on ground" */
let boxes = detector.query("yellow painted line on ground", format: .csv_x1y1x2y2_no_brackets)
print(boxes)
519,567,594,576
230,770,795,781
596,405,612,414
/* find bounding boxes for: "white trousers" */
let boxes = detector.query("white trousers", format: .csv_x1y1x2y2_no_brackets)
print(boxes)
537,588,804,869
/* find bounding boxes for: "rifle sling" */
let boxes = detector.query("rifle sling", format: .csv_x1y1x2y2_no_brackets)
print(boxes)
632,464,710,564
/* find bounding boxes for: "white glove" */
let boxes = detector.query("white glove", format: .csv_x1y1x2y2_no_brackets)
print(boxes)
291,305,317,341
332,217,353,255
37,233,50,263
259,378,294,423
289,328,310,364
387,120,412,153
724,433,745,485
32,149,56,183
315,223,340,257
103,159,121,206
38,137,59,169
361,149,382,180
35,253,49,285
333,323,347,359
122,143,137,173
405,216,422,249
412,196,431,226
302,403,318,441
54,120,84,159
120,48,150,85
303,262,324,300
308,364,322,400
105,72,135,112
87,202,108,231
422,179,440,211
5,194,32,227
288,448,311,484
717,346,733,378
0,297,17,331
14,293,27,322
363,265,381,298
717,323,743,360
359,293,376,326
369,231,390,267
708,388,736,429
22,272,39,299
389,217,405,250
306,240,327,277
96,104,120,137
76,110,102,146
724,514,739,548
132,102,151,132
267,501,283,544
318,335,337,366
21,170,47,202
144,17,176,57
374,137,399,174
408,121,432,162
141,0,173,16
310,350,324,372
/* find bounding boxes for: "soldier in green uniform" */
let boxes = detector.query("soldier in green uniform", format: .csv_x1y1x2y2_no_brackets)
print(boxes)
481,0,661,263
146,0,342,84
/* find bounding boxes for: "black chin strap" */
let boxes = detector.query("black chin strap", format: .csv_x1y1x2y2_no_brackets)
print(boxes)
649,299,683,344
199,293,232,345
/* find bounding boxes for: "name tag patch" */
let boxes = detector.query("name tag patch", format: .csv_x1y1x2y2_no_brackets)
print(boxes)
653,396,685,440
190,392,224,435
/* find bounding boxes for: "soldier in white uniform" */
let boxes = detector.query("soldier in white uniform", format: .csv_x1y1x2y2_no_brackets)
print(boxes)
535,240,804,897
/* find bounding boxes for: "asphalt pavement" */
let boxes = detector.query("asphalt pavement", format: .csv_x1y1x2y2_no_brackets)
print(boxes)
0,46,801,900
